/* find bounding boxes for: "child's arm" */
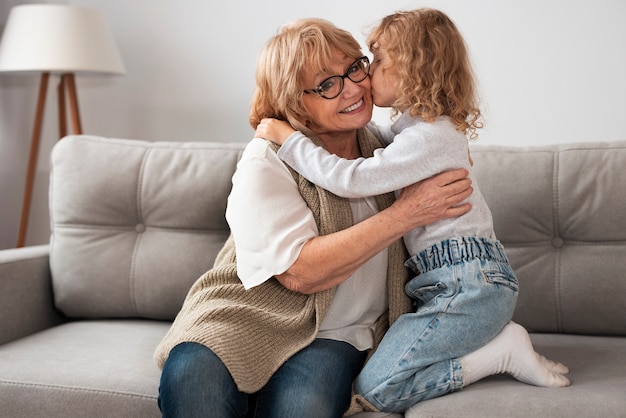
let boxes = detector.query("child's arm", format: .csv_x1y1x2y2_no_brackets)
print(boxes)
277,122,470,198
255,118,296,145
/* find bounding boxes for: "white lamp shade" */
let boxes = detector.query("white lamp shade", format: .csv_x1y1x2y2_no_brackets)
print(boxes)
0,4,125,74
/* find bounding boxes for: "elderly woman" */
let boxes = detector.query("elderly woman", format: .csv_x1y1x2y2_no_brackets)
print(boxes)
154,18,472,418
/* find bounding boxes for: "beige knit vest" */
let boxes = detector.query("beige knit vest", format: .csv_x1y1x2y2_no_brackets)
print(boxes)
154,128,411,393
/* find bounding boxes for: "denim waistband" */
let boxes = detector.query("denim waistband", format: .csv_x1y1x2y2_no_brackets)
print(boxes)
405,236,509,274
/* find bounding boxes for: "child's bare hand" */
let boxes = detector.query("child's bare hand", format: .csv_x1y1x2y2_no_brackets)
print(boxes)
255,118,296,145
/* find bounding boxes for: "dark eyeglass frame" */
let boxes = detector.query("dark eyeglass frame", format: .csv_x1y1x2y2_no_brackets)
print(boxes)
303,56,370,100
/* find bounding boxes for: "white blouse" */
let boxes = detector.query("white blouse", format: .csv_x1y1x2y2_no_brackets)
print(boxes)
226,138,388,350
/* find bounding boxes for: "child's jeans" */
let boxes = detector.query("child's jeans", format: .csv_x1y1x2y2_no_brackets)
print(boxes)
354,236,518,413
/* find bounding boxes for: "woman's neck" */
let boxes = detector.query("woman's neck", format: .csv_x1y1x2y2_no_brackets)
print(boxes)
317,130,361,159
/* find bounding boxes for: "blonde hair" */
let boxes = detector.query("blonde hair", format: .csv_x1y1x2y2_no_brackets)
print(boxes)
367,8,483,139
249,18,363,134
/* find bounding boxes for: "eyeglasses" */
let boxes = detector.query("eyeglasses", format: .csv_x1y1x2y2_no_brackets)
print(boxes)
303,56,370,100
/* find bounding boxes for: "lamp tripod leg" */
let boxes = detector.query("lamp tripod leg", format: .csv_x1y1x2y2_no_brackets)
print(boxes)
64,73,82,135
58,76,67,138
17,72,49,248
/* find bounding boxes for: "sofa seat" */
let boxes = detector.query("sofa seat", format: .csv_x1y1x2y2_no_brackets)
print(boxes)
402,333,626,417
0,320,169,417
3,319,624,418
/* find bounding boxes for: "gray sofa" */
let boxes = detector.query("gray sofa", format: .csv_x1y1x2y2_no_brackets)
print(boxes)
0,135,625,418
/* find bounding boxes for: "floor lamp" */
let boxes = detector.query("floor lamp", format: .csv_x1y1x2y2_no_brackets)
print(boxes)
0,5,125,247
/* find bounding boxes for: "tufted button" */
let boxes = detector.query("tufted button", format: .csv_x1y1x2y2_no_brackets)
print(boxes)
135,223,146,233
551,237,563,248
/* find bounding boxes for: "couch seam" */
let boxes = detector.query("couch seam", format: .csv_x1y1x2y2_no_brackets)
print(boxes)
51,223,228,234
74,135,247,152
129,149,151,316
0,379,157,400
552,150,563,333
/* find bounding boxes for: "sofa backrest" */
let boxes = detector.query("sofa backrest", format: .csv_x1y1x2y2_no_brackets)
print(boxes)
471,141,626,336
50,136,626,335
49,136,245,320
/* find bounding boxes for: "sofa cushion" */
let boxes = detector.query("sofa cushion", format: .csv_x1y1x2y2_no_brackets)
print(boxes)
49,136,245,319
0,320,168,418
471,141,626,335
405,333,626,417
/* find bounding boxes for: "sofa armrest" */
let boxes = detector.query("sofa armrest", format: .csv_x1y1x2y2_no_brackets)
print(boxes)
0,245,65,344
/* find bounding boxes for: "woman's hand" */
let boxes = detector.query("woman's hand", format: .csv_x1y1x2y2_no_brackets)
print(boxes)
255,118,296,145
389,168,473,230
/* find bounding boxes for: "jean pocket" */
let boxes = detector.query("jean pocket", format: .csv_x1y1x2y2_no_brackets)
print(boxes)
407,281,451,306
482,268,519,292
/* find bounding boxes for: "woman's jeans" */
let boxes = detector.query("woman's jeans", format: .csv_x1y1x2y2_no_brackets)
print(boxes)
354,237,519,413
158,338,366,418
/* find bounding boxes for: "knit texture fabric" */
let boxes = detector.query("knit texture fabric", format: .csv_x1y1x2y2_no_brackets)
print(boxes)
153,128,411,394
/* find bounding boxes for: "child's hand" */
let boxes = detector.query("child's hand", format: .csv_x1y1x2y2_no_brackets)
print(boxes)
255,118,296,145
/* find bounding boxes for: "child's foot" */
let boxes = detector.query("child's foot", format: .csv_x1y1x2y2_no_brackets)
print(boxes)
462,322,570,387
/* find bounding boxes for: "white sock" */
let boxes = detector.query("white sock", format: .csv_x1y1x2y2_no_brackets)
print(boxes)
461,322,570,387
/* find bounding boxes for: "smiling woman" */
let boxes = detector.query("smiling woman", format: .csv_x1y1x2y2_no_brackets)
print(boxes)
153,17,474,418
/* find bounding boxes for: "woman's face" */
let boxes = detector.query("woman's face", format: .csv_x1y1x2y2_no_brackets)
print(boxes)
370,40,400,108
301,51,373,138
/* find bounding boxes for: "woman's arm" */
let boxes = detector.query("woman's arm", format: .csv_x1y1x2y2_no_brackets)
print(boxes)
276,168,472,294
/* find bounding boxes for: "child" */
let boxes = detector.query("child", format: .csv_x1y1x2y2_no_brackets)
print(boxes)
255,8,569,413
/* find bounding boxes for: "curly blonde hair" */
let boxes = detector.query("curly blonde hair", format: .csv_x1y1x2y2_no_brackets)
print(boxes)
249,18,363,134
367,8,483,139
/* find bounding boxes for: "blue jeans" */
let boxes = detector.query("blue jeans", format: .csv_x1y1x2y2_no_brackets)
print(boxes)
158,338,366,418
354,237,518,413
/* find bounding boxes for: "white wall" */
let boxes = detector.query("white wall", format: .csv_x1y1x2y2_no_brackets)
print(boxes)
1,0,625,249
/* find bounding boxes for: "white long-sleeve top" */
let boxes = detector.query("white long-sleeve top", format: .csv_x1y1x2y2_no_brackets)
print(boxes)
226,138,388,350
277,113,496,256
